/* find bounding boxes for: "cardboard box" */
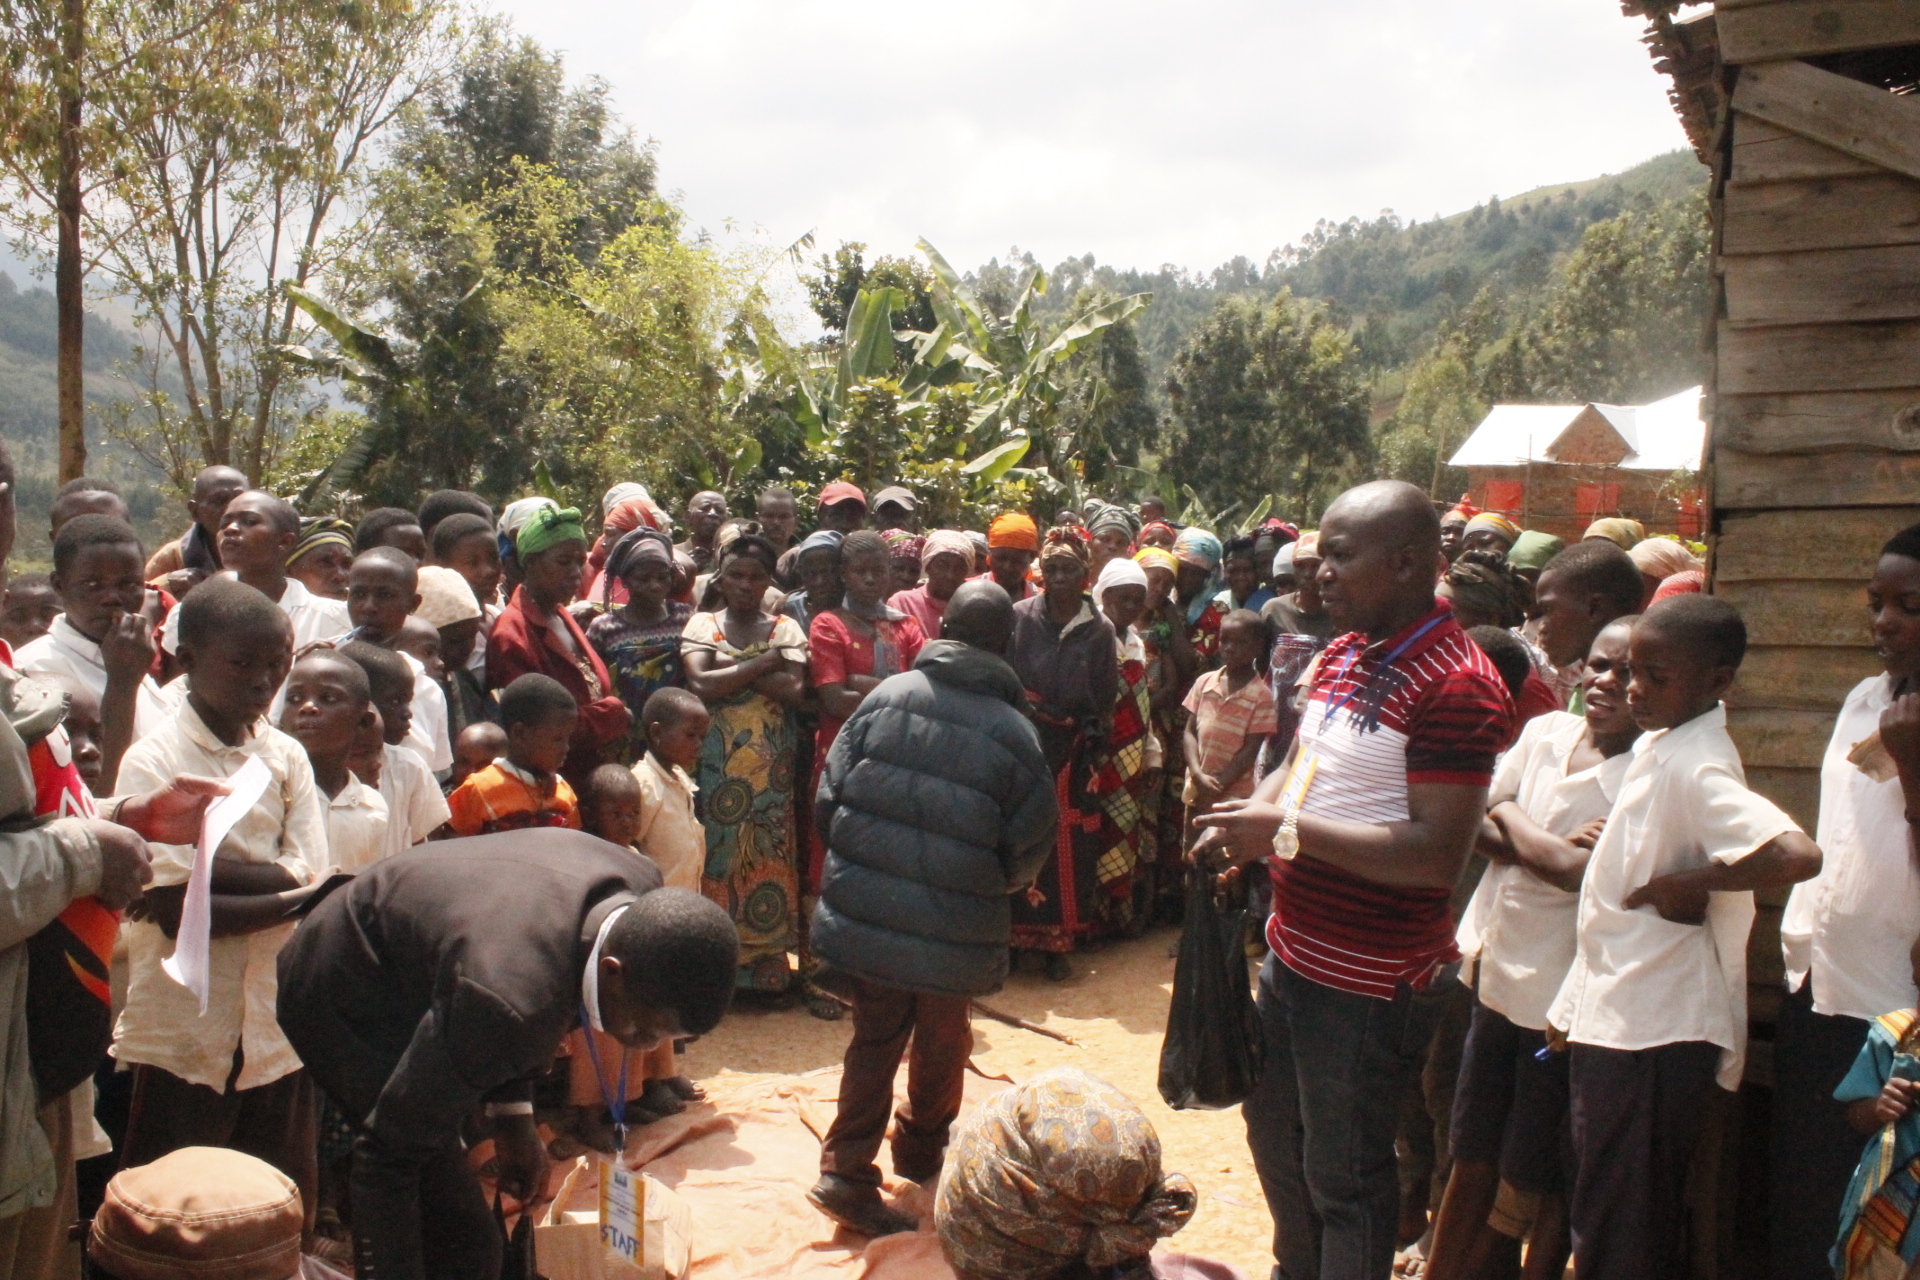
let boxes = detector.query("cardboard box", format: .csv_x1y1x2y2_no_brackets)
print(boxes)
535,1163,691,1280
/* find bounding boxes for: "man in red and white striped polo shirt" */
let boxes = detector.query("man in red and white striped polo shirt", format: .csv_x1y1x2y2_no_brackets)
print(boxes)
1199,480,1512,1280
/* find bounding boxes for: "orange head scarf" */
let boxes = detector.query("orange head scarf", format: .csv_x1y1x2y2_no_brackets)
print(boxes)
988,512,1040,552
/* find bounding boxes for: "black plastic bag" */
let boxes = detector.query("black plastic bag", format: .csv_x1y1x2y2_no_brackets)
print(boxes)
1158,868,1264,1110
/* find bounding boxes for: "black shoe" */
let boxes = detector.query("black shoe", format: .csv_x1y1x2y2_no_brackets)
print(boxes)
807,1175,918,1238
1043,952,1072,982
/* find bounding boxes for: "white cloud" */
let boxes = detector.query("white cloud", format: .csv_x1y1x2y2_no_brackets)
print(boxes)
489,0,1695,274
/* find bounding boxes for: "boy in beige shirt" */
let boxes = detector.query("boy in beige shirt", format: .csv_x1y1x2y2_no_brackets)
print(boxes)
112,579,329,1221
564,689,711,1142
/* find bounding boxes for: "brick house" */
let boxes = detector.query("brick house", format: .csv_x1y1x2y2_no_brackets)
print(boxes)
1446,385,1705,541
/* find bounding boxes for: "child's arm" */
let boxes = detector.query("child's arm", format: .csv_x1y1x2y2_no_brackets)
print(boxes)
1624,830,1823,925
142,857,304,939
98,611,156,793
1214,732,1263,795
1849,1079,1920,1134
1182,716,1212,795
1488,801,1593,893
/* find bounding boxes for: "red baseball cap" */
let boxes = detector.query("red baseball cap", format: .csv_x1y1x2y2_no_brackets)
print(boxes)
818,481,866,509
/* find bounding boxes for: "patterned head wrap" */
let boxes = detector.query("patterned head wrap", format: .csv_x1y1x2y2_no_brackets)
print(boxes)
935,1068,1196,1280
1630,536,1701,581
1171,528,1222,571
1039,524,1092,571
966,530,991,562
988,512,1040,552
883,529,926,562
1255,517,1300,545
1092,556,1149,611
921,529,974,570
1087,503,1139,543
1134,547,1178,578
1294,530,1320,559
414,566,481,629
1138,521,1176,548
1171,528,1224,625
1507,530,1565,572
1443,550,1526,628
605,527,674,591
1463,512,1520,547
515,506,587,558
1445,496,1481,521
1582,517,1646,550
287,516,353,569
1651,569,1706,603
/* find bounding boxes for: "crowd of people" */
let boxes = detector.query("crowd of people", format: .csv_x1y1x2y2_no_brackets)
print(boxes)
1,449,1918,1280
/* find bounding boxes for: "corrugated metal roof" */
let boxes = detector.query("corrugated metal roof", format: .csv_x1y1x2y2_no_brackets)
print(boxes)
1447,386,1702,472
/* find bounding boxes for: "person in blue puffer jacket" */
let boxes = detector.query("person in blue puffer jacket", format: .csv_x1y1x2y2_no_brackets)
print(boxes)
806,580,1057,1241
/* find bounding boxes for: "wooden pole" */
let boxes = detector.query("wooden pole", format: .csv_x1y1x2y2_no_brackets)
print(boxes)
54,0,86,483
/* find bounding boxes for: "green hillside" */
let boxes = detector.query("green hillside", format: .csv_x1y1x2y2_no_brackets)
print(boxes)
967,148,1708,391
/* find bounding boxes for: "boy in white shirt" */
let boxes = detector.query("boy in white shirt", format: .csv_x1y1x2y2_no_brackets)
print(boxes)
16,515,171,788
279,650,388,873
343,548,452,773
1545,595,1822,1280
1427,618,1639,1279
111,578,330,1220
339,641,450,857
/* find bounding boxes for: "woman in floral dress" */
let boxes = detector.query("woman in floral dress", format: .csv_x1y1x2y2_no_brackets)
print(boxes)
681,535,810,993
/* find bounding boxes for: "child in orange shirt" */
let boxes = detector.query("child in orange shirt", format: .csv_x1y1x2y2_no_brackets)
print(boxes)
445,674,579,836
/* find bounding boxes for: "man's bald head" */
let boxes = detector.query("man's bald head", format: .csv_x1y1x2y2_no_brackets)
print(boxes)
188,465,249,538
941,580,1014,654
1322,480,1441,559
1316,480,1446,637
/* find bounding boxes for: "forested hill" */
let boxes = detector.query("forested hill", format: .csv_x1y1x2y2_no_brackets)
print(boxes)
967,148,1706,390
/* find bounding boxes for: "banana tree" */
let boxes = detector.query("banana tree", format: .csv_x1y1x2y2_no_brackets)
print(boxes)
273,284,420,507
909,239,1150,486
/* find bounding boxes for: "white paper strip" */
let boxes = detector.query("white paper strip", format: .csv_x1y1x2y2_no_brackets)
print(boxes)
163,754,274,1013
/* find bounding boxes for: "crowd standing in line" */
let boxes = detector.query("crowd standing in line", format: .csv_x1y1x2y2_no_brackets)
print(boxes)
6,452,1920,1280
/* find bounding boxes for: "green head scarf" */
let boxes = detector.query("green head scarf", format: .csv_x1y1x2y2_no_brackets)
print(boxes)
515,506,587,558
1507,530,1565,572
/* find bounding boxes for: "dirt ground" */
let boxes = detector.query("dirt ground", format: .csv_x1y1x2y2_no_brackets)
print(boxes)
679,926,1276,1278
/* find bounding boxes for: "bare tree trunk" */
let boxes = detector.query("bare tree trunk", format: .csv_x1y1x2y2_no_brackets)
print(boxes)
55,0,86,482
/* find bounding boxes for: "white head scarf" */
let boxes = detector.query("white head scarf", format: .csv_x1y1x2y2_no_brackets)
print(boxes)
1092,555,1150,610
1272,541,1297,578
601,482,650,518
499,496,559,542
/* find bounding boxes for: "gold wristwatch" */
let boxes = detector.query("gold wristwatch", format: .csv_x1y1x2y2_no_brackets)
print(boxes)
1272,806,1301,861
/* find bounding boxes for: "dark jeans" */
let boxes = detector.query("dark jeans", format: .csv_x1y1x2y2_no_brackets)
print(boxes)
1568,1039,1720,1280
820,977,973,1188
121,1057,319,1234
350,1133,499,1280
1769,981,1870,1280
1243,954,1450,1280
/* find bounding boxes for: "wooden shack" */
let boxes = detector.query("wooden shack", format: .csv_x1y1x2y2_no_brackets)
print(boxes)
1627,2,1920,1273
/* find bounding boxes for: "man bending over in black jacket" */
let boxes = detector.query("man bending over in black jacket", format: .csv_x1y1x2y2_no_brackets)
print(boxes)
807,580,1059,1238
277,830,737,1280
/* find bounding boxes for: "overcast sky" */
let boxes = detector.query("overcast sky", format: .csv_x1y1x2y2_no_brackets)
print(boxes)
492,0,1696,278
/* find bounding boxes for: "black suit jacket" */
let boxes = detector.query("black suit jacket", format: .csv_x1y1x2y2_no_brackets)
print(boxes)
277,830,662,1157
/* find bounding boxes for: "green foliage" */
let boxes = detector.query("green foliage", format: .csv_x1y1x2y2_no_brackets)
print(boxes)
1162,292,1370,524
306,30,759,513
804,241,937,361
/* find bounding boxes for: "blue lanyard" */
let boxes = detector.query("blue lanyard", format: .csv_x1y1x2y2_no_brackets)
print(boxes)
579,1002,630,1149
1323,613,1446,720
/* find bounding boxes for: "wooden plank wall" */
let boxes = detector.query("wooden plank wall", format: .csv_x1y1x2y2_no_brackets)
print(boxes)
1712,48,1920,1034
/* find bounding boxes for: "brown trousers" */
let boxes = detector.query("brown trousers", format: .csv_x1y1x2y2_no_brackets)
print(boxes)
0,1093,76,1280
820,978,971,1188
121,1059,319,1234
